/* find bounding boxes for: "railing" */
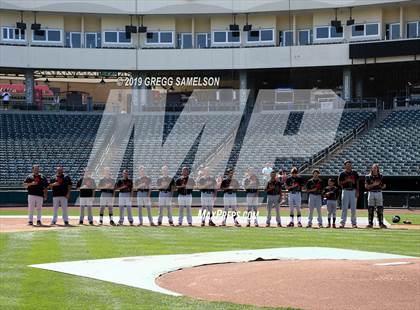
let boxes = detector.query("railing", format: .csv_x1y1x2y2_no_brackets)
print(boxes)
300,112,376,173
0,98,104,112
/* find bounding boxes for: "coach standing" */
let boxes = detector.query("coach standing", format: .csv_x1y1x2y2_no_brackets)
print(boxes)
23,165,48,226
50,166,72,226
338,160,359,228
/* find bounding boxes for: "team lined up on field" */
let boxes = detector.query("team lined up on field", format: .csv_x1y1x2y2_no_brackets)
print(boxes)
23,160,387,229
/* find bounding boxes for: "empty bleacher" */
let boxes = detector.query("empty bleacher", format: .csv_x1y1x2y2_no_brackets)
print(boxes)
0,109,379,186
312,109,420,176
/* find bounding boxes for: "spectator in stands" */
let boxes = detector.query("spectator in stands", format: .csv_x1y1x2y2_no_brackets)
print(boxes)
23,165,48,226
261,162,273,182
77,168,96,225
50,166,72,226
338,160,359,228
1,90,11,110
243,167,260,227
365,164,387,229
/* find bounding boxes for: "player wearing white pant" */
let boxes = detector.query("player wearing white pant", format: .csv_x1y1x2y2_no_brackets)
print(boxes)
243,168,260,227
156,165,174,226
23,165,48,226
322,178,339,228
285,167,304,227
50,166,72,226
176,167,195,226
265,170,283,227
305,169,323,228
365,164,387,229
197,167,216,226
134,166,155,226
220,168,241,227
77,168,96,225
115,169,134,226
338,160,359,228
98,167,116,226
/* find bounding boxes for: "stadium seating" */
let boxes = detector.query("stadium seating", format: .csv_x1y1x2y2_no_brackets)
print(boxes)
0,109,377,186
313,109,420,176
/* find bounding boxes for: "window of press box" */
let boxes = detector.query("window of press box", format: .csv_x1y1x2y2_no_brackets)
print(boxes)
407,21,419,38
2,27,25,41
33,29,61,42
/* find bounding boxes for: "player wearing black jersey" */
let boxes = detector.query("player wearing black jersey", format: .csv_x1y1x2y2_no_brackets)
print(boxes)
23,165,48,226
365,164,387,229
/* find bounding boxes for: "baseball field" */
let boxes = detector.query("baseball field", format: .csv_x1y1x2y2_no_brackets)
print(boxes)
1,207,419,310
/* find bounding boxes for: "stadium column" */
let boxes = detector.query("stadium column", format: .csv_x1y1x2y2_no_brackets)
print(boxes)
25,70,34,107
81,16,85,48
399,7,405,38
191,17,195,48
292,14,296,46
342,67,352,101
239,70,248,109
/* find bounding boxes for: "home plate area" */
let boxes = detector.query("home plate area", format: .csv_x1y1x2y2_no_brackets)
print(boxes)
30,247,419,310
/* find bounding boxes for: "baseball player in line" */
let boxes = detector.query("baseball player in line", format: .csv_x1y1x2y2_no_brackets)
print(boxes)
98,167,116,225
197,167,217,226
323,178,339,228
285,167,304,227
265,170,282,227
338,160,359,228
115,169,134,226
134,166,155,226
77,168,96,225
220,168,241,227
365,164,387,229
305,169,323,228
50,166,72,226
23,165,48,226
176,167,195,226
156,165,175,226
243,167,260,227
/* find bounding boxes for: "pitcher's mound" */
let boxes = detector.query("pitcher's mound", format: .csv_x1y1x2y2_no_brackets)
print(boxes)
157,259,420,310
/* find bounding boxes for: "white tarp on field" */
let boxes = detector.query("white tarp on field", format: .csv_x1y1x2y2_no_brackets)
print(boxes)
30,247,413,296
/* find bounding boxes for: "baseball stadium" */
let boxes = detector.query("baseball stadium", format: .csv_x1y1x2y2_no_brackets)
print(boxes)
0,0,420,309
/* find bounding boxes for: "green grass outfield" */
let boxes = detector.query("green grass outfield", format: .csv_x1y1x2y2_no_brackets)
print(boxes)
1,206,419,225
1,225,419,310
